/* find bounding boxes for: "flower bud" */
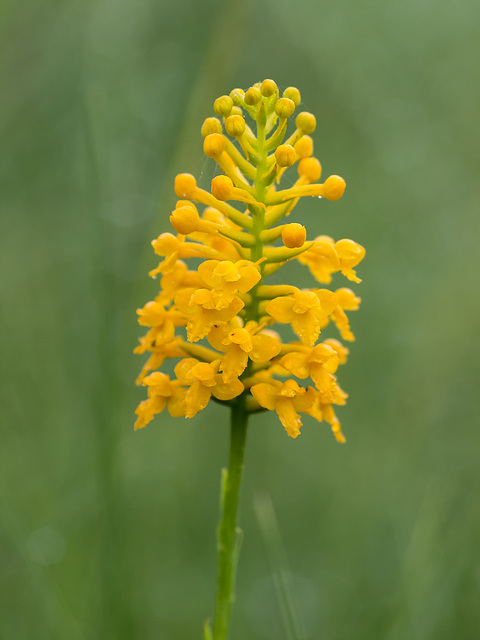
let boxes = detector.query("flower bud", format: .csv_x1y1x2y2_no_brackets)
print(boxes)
244,87,262,106
229,88,245,105
282,223,307,248
170,204,200,235
211,175,234,201
283,87,301,106
225,115,246,137
322,175,346,200
275,98,295,119
214,95,233,117
298,157,322,182
294,135,313,159
201,117,223,138
203,133,226,158
296,112,316,133
275,144,296,168
231,106,243,116
260,79,277,97
174,173,197,198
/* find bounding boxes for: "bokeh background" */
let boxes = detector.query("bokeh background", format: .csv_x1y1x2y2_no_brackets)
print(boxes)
2,0,480,638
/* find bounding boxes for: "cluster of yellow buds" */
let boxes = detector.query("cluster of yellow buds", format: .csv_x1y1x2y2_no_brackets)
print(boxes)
135,80,365,442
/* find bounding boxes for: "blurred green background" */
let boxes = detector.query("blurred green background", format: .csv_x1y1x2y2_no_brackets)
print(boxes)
2,0,480,638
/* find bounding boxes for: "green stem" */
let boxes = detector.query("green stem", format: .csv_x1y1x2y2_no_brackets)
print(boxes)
212,396,249,640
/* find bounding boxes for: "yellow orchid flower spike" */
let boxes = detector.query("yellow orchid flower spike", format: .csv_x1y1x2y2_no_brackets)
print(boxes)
134,80,365,639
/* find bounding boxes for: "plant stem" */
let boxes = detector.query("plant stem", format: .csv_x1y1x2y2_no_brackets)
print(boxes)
212,395,249,640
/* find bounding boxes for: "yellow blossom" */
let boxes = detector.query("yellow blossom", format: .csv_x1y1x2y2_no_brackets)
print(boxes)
250,379,316,438
135,337,184,385
135,80,363,442
175,358,244,418
207,322,281,382
265,288,337,346
197,259,261,308
135,372,187,429
317,288,362,341
175,287,245,342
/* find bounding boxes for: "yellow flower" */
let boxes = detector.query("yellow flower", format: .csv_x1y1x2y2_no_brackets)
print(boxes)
174,287,245,342
175,358,244,418
197,259,261,309
137,300,185,331
135,372,187,429
265,288,336,345
135,80,363,441
335,239,366,283
321,288,362,342
279,342,342,394
297,236,340,284
157,261,204,304
250,379,316,438
207,322,281,382
134,337,184,385
149,232,222,277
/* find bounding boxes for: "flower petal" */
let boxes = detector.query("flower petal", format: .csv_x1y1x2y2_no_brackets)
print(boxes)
185,381,212,418
221,346,249,383
250,334,281,363
265,296,295,323
250,383,278,411
275,397,302,438
167,388,187,417
279,351,310,378
291,310,320,346
212,376,244,401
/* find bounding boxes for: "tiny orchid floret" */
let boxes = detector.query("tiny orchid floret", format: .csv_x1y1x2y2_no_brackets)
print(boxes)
135,80,365,441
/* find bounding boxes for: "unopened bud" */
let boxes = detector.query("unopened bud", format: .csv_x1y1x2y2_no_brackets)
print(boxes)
170,204,200,235
203,133,226,158
294,135,313,159
214,95,233,117
298,157,322,182
225,115,246,137
211,175,234,201
296,112,316,133
260,79,277,97
244,87,262,106
282,223,307,248
323,175,346,200
201,117,222,138
283,87,301,106
229,88,245,106
275,144,296,168
174,173,197,198
275,98,295,119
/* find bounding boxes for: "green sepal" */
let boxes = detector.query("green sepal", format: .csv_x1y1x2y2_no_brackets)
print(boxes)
257,103,267,128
